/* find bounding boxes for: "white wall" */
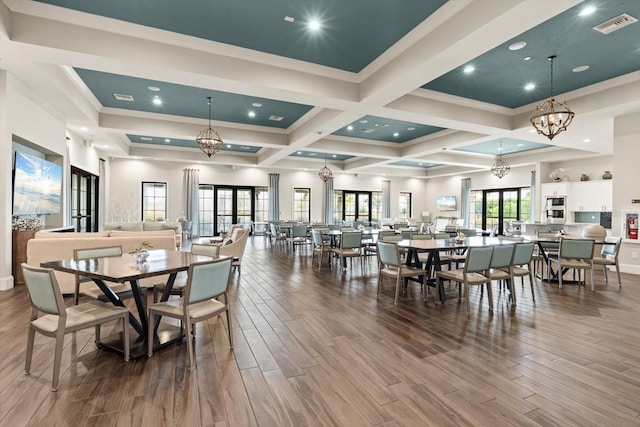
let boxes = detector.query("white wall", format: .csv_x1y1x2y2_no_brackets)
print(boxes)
107,158,427,224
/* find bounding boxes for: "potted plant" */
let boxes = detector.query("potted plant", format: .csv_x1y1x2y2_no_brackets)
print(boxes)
130,240,153,263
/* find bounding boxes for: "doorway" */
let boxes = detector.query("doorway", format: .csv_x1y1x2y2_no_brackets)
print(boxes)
71,167,99,232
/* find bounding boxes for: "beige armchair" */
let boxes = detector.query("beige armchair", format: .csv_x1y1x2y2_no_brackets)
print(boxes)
214,228,250,274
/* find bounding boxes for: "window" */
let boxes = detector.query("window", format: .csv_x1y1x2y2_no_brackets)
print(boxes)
371,191,382,223
399,192,412,219
332,190,379,225
142,182,166,221
255,187,269,222
293,188,311,222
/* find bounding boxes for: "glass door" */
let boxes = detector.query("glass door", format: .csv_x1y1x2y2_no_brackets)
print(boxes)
71,167,99,232
211,186,255,236
483,189,520,235
343,191,371,225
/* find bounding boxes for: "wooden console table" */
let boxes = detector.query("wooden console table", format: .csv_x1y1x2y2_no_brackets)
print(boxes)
12,230,36,285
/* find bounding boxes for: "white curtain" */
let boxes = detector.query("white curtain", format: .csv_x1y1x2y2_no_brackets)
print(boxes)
381,179,391,219
98,158,106,230
268,173,280,221
530,170,536,222
185,168,200,238
324,177,334,224
460,178,471,228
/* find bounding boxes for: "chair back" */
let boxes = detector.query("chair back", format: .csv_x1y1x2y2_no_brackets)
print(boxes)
340,231,362,249
512,242,535,266
340,226,355,231
378,230,396,240
490,245,515,269
559,238,595,260
538,231,558,238
499,236,524,242
464,246,494,273
434,233,450,240
601,236,621,258
185,258,233,304
380,234,402,242
458,228,478,237
191,242,220,257
182,220,193,233
269,222,278,236
312,229,324,247
328,224,340,231
22,264,64,316
410,234,432,240
74,245,123,260
377,241,400,267
292,225,308,238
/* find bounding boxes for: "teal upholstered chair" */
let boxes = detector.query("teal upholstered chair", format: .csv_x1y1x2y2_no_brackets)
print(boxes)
377,240,428,305
487,244,516,304
593,236,622,287
548,238,595,290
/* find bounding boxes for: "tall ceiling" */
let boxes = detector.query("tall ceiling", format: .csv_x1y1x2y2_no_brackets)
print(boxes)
1,0,639,178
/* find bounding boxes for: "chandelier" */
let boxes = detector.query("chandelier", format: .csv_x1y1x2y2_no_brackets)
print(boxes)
196,96,223,158
530,55,575,141
318,153,333,181
491,141,510,179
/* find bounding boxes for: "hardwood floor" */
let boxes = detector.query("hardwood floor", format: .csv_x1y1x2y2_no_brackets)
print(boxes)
2,237,640,426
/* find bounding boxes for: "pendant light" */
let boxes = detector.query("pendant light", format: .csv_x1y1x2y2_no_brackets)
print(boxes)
196,96,223,158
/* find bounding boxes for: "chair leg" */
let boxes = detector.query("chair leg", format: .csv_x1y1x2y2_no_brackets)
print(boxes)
74,282,80,305
529,271,535,301
615,263,622,287
95,325,101,348
486,282,494,312
465,284,471,314
377,273,383,296
590,267,594,291
394,275,401,305
24,326,36,375
225,308,233,348
185,320,196,371
558,264,563,289
147,310,155,358
118,315,128,362
602,265,609,284
51,329,65,391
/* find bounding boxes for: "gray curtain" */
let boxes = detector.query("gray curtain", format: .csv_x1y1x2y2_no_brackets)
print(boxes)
324,177,334,224
268,173,280,221
98,158,105,230
530,170,536,222
185,168,200,238
460,178,471,228
381,179,391,219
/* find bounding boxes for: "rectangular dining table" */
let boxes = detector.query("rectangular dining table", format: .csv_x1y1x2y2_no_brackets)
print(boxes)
398,236,516,302
41,249,228,359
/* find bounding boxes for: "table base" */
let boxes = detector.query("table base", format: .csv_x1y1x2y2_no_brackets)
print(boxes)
99,323,184,359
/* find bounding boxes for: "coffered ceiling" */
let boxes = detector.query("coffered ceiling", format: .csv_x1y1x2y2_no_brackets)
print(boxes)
1,0,639,178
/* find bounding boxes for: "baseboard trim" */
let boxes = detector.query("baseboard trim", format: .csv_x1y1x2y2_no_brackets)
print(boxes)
0,275,15,291
620,263,640,275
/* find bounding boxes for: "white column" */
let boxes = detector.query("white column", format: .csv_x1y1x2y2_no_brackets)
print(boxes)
0,71,14,290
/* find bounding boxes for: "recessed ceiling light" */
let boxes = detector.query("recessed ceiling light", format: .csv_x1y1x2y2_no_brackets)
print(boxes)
393,132,399,137
374,123,379,127
252,102,262,107
332,154,337,158
241,146,251,150
80,126,88,131
147,86,160,92
359,120,368,124
509,41,527,51
152,96,162,106
140,137,152,141
164,139,170,143
418,163,423,166
498,145,503,151
297,151,302,154
226,144,232,148
579,6,597,17
463,65,475,73
383,124,389,127
517,143,525,147
308,19,321,31
583,138,591,143
248,111,256,118
284,16,295,23
347,125,353,131
524,56,531,61
525,83,535,91
573,65,590,73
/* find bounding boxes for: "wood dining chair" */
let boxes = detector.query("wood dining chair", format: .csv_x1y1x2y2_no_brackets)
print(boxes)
152,243,220,303
22,263,130,391
548,238,595,290
377,241,428,305
73,245,141,305
593,236,622,287
147,257,233,371
436,246,494,314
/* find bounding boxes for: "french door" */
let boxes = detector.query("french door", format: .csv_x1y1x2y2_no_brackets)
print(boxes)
482,189,521,235
71,167,99,232
199,185,254,236
343,191,371,223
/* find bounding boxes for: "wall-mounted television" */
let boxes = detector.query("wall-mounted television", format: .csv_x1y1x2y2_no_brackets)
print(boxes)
12,151,62,215
436,195,457,211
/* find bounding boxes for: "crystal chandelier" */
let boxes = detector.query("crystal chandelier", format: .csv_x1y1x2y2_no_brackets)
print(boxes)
530,55,575,141
196,96,223,158
318,153,333,181
491,141,510,179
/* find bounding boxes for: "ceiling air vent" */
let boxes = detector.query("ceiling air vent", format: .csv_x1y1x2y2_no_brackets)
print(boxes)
140,137,153,141
113,93,134,101
361,128,376,134
593,13,637,34
268,115,284,121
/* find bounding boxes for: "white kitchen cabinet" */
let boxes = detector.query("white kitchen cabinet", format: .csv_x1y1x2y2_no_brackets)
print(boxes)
567,180,612,212
541,182,568,197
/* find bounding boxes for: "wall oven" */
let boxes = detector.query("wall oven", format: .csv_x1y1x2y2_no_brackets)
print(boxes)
546,196,566,208
545,196,566,224
546,208,565,224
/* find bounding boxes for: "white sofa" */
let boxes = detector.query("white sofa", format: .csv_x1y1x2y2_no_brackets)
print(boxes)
27,230,177,295
103,221,182,248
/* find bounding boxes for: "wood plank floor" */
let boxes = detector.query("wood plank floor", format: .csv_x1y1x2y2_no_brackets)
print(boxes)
2,237,640,426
